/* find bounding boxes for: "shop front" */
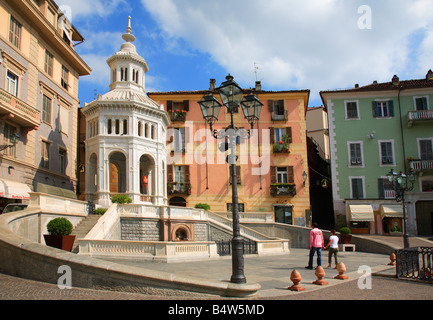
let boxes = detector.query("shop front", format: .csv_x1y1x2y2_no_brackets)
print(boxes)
347,204,375,234
0,179,31,213
380,204,403,235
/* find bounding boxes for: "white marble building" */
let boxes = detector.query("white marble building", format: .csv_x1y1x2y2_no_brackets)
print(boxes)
81,17,170,207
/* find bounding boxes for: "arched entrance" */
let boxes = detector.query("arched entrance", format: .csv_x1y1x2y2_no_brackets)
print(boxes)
139,154,155,202
109,152,126,194
169,196,186,207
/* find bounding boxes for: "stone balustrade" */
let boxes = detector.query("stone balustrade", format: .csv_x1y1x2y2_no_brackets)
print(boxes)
78,239,219,262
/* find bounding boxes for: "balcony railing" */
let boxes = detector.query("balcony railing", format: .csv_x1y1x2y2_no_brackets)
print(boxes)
0,88,40,128
270,183,296,197
168,182,191,195
410,159,433,172
407,110,433,128
170,111,187,122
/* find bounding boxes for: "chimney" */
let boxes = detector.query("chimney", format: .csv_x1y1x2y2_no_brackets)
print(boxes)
209,79,216,91
355,84,359,88
255,81,262,91
426,69,433,80
373,80,378,84
392,75,400,86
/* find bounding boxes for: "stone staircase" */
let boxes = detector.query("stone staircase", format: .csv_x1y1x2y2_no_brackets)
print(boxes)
71,215,101,253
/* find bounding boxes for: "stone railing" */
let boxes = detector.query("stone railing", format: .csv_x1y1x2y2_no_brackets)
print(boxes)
0,88,40,126
410,159,433,172
215,211,274,223
78,239,219,262
407,110,433,127
85,204,120,240
29,192,88,215
206,211,276,241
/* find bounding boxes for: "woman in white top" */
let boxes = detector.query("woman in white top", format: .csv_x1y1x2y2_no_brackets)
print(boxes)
324,229,339,268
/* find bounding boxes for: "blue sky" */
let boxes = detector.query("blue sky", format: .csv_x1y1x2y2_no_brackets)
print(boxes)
56,0,433,108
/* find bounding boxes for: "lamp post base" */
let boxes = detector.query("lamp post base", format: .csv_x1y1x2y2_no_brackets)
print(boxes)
231,238,246,284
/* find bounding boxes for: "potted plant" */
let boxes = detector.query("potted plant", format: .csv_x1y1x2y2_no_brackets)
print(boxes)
339,226,352,244
44,217,76,252
194,203,210,210
111,194,132,204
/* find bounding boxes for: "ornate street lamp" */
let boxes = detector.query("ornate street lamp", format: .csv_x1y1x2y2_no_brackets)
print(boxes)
199,74,263,284
386,168,416,249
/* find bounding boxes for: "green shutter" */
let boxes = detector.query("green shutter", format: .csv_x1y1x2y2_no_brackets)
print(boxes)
388,100,394,117
372,101,379,117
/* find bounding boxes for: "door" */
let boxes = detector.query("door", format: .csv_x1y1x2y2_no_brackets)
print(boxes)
274,205,293,224
416,201,433,235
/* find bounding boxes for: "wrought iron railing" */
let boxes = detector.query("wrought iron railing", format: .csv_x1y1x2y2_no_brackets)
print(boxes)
215,240,257,256
396,247,433,281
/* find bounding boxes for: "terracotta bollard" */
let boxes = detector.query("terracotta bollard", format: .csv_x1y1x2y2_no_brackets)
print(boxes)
334,262,349,280
312,266,328,285
388,253,396,266
288,269,305,291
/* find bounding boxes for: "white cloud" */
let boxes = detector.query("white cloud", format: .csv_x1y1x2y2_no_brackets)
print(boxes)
55,0,129,22
141,0,433,105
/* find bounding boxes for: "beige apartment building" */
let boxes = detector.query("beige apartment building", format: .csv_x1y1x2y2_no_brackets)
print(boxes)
0,0,90,210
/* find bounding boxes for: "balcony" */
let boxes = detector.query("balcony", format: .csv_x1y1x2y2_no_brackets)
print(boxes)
271,110,288,121
168,182,191,195
170,111,187,122
270,183,296,197
410,159,433,172
407,110,433,128
0,88,40,129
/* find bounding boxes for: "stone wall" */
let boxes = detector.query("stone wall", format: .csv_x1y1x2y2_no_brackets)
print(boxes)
121,218,161,241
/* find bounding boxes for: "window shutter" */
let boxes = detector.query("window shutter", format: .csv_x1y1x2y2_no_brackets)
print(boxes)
270,166,276,184
286,127,292,143
269,127,275,143
167,165,173,182
184,127,190,144
268,100,274,112
372,101,379,117
183,100,189,112
184,165,190,183
287,166,294,183
388,100,394,117
167,101,173,112
378,179,385,199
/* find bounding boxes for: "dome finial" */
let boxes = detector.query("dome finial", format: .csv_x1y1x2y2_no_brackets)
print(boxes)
126,16,132,34
122,16,135,43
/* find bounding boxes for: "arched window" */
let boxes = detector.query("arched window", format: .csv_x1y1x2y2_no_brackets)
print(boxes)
145,123,149,138
138,121,142,136
107,119,112,134
115,119,120,134
123,119,128,135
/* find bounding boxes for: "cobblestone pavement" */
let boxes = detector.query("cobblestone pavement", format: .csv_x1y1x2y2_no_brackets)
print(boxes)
0,235,432,301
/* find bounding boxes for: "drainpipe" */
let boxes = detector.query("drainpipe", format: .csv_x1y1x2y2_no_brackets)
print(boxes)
397,85,407,172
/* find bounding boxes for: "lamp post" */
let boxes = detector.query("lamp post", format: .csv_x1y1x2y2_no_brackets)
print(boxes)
199,74,263,284
386,168,416,249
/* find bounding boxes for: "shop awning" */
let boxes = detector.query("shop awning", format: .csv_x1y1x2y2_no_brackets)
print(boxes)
348,204,374,222
0,179,31,200
380,204,403,218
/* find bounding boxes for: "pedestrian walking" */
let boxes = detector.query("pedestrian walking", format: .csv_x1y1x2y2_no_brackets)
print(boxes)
324,229,339,268
305,223,324,269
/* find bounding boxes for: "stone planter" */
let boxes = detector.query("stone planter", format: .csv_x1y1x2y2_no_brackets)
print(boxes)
44,235,76,252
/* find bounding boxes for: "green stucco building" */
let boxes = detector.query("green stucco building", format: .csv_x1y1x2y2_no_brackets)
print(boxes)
321,71,433,236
